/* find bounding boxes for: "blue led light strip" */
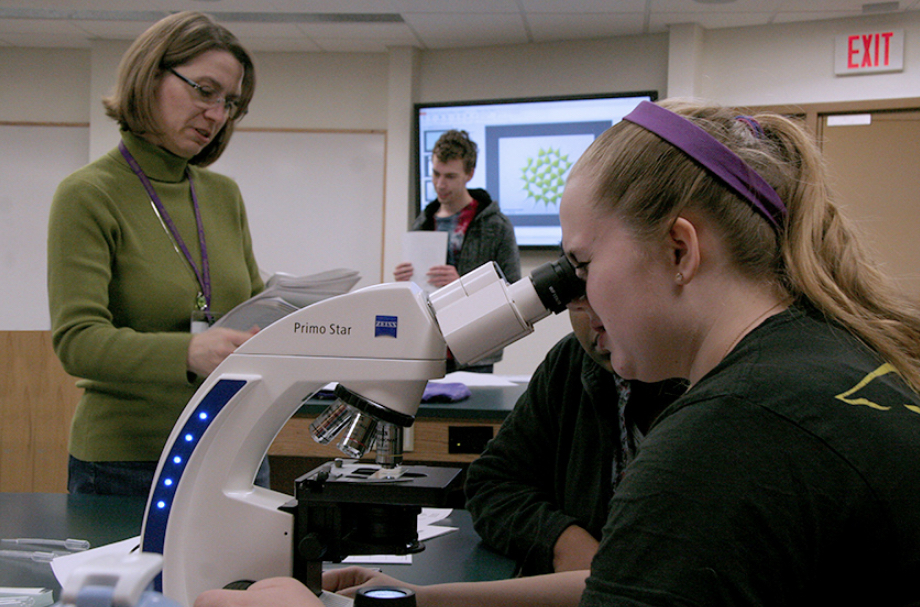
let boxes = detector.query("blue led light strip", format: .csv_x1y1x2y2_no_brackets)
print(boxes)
141,378,248,589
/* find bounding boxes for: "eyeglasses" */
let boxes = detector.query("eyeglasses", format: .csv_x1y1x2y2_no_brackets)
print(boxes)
169,68,246,120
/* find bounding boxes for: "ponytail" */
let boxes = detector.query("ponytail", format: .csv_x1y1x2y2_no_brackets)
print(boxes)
574,99,920,392
766,111,920,392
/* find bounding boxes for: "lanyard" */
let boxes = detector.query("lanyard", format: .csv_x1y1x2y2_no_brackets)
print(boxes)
119,141,211,311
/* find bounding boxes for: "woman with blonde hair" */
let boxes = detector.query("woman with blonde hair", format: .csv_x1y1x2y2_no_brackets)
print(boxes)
557,98,920,606
197,99,920,606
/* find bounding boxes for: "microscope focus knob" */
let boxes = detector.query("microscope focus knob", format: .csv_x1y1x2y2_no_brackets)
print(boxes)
297,533,326,560
355,587,417,606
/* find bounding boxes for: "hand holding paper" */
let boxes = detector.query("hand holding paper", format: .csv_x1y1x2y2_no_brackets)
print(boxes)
400,232,447,294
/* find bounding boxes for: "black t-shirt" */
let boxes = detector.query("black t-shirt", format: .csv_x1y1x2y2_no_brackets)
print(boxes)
582,306,920,607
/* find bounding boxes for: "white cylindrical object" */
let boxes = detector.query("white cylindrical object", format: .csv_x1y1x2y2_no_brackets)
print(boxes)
428,262,501,313
507,278,551,326
435,280,530,365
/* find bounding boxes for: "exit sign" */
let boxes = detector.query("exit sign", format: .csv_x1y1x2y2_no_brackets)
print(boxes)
835,30,904,75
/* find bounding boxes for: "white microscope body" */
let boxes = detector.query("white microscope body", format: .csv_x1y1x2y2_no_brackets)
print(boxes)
139,260,581,606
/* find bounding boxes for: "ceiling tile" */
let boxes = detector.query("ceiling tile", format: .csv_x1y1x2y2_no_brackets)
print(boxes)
651,0,783,14
775,0,871,11
235,35,323,53
389,0,519,12
404,11,529,48
650,11,778,31
0,0,916,51
528,12,648,42
310,36,413,52
67,19,158,40
0,31,92,47
0,17,83,34
771,10,871,25
294,20,414,38
265,0,398,11
520,0,648,12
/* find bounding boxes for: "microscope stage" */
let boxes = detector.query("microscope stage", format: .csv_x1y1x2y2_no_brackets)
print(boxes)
295,460,462,506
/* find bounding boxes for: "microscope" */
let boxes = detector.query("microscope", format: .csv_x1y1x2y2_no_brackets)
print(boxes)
139,257,583,606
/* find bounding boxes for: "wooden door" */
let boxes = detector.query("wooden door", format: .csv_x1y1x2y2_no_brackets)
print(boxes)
819,109,920,299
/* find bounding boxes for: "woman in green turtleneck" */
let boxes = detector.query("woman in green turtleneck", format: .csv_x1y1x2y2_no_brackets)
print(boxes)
47,11,265,495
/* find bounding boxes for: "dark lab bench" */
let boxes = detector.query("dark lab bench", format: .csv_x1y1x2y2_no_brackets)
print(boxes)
0,493,514,600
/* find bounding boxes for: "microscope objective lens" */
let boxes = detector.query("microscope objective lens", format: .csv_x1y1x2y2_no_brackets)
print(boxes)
310,400,354,444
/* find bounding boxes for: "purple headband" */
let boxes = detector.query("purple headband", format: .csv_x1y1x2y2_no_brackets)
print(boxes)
622,101,787,230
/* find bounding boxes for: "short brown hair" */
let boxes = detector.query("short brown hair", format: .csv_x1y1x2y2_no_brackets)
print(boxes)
102,11,255,167
433,129,478,174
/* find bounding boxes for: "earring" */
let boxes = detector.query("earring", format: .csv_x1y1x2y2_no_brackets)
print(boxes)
675,272,684,283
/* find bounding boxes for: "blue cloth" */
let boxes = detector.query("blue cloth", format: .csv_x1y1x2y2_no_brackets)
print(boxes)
422,382,472,403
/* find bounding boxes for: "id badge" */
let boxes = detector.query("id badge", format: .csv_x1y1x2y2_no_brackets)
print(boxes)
191,309,214,334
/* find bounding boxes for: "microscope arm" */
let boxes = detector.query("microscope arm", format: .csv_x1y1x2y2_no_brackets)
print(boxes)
140,282,444,605
140,259,582,606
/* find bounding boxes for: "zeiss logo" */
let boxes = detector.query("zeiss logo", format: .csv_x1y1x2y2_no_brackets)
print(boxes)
375,315,398,338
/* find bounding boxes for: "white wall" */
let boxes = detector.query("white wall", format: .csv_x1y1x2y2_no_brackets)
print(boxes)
680,12,920,105
0,124,89,329
88,41,127,160
2,9,917,373
244,52,390,130
417,34,669,103
0,48,91,125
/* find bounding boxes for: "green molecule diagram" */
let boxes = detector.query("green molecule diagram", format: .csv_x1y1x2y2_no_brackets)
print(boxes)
520,147,573,208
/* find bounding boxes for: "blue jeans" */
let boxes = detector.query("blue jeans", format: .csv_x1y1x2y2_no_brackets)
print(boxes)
68,455,271,495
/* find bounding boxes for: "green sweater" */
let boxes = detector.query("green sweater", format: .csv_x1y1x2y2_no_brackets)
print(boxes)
48,131,264,462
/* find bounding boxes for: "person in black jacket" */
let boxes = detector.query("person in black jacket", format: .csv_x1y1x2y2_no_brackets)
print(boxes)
465,304,685,575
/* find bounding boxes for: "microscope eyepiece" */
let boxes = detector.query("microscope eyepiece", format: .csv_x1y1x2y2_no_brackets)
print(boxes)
529,255,585,313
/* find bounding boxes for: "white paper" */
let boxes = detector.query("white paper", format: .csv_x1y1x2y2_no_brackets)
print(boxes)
417,506,457,541
429,371,519,387
213,268,360,331
417,508,452,527
417,525,457,541
401,232,447,294
342,553,412,565
51,536,139,587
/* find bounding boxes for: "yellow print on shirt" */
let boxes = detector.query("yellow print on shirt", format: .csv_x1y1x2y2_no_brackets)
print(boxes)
835,363,920,414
